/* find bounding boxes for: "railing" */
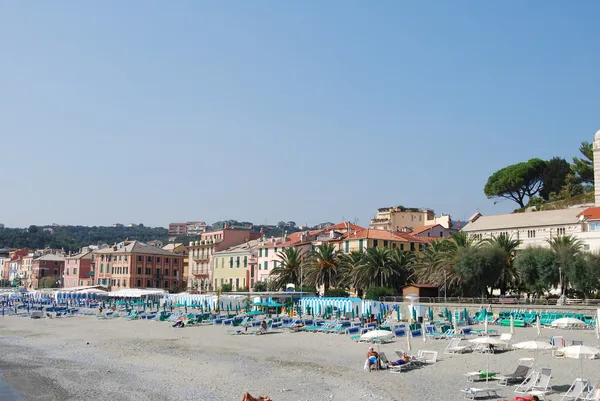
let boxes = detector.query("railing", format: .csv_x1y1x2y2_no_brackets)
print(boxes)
378,296,600,306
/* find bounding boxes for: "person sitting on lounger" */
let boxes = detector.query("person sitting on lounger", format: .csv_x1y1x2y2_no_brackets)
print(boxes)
172,316,187,328
256,320,268,334
242,392,272,401
389,352,411,366
366,347,379,370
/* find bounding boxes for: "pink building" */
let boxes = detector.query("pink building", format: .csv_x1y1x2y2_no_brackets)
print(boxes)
63,250,94,288
188,227,261,292
31,254,65,289
409,224,457,239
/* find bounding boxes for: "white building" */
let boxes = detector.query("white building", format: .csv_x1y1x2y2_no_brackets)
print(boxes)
463,130,600,252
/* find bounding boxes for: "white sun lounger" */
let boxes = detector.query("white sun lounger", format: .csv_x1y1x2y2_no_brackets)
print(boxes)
460,387,499,400
560,378,590,401
445,338,471,354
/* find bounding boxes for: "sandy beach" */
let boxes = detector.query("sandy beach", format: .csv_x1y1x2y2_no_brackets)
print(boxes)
1,315,599,401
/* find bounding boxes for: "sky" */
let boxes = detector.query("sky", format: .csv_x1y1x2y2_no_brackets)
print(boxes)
1,2,599,228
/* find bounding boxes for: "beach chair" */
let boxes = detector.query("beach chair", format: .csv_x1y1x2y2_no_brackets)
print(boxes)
515,367,552,395
460,387,499,400
583,384,600,401
496,358,534,386
560,378,590,401
444,338,471,354
464,370,497,382
417,350,438,364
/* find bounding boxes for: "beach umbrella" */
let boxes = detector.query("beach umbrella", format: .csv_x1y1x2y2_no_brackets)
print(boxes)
361,330,393,341
411,306,417,322
428,307,433,322
395,305,400,321
470,337,507,346
557,345,600,379
551,317,587,329
484,315,488,335
453,311,458,334
406,327,412,351
463,308,469,323
514,340,555,373
510,315,515,335
536,315,541,337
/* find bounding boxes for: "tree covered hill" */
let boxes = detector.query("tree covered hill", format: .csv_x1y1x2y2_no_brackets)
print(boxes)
0,225,169,252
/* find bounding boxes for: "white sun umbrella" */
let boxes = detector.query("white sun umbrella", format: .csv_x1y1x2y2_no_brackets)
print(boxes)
536,315,542,337
484,315,489,335
468,337,503,386
406,326,412,351
361,330,393,341
510,315,515,335
453,310,459,334
514,340,555,374
551,317,587,329
557,345,600,379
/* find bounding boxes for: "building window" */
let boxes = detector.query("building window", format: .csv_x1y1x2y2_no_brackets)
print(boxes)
235,278,239,289
124,256,128,261
383,240,388,247
410,243,415,251
259,249,262,257
100,264,104,273
146,280,151,287
419,243,424,251
265,248,269,257
145,268,151,275
345,241,349,253
165,258,169,263
138,256,142,262
119,256,122,261
273,261,277,269
156,257,161,263
74,268,77,275
373,240,379,247
173,259,178,265
147,256,152,262
274,247,278,253
359,239,364,251
528,230,536,238
229,257,233,268
244,256,247,267
264,261,268,270
236,256,240,268
164,280,169,289
440,232,444,237
137,267,142,274
583,244,591,251
557,227,566,235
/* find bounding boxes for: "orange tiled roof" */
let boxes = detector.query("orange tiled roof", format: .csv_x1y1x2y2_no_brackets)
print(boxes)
577,207,600,221
410,224,441,235
321,222,364,232
347,229,411,242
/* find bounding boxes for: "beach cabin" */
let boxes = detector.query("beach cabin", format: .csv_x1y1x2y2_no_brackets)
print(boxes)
402,284,438,299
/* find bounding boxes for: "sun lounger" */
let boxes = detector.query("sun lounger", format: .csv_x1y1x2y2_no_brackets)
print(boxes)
583,384,600,401
515,368,552,395
460,387,499,400
497,360,534,386
464,371,497,382
417,350,438,363
445,338,471,354
560,378,589,401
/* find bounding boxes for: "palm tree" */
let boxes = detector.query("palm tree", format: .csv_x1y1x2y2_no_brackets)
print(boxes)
352,247,394,290
547,235,583,295
338,251,365,294
388,248,416,289
414,234,471,294
269,247,304,291
304,243,342,293
482,233,522,295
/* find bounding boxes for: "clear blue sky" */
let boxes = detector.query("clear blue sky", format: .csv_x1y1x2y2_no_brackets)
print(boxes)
1,2,599,228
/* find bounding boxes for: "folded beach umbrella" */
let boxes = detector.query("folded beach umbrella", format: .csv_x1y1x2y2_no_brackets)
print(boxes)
596,309,600,340
510,315,515,335
537,315,541,337
428,307,433,322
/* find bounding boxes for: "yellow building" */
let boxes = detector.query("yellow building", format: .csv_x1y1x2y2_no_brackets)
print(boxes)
212,239,261,291
341,228,429,254
162,243,189,287
369,206,451,231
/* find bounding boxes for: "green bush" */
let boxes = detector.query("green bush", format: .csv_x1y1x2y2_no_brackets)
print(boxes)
365,286,395,301
38,277,59,289
253,281,267,292
324,288,349,297
220,283,233,292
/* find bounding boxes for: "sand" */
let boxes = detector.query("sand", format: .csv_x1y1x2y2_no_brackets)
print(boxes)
1,316,599,401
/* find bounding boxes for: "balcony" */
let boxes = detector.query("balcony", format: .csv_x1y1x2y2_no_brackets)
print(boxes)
192,255,210,262
192,272,209,279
